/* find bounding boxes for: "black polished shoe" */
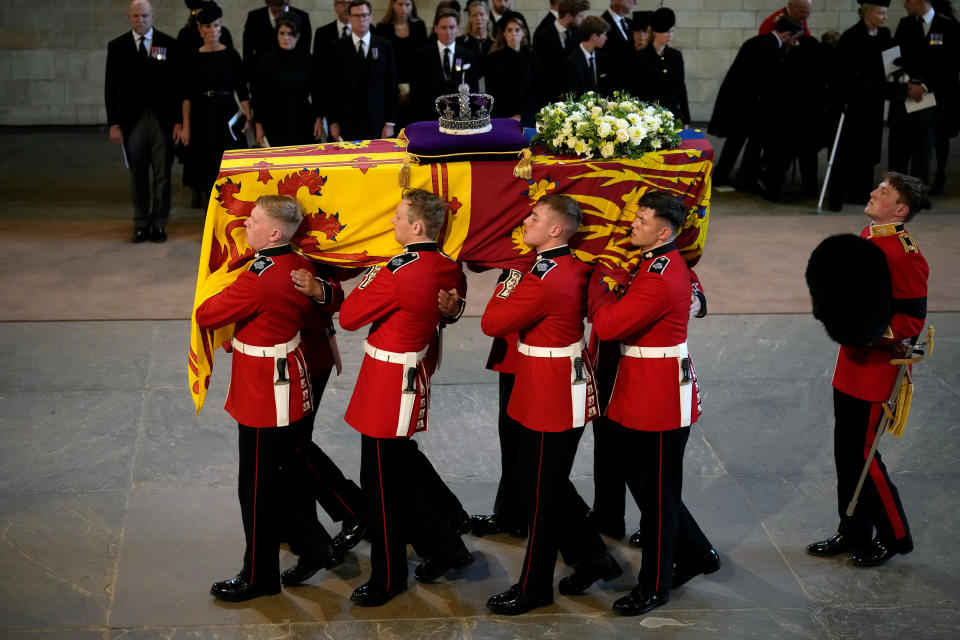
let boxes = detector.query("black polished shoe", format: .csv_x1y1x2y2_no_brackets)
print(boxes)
673,548,721,588
150,226,167,243
612,588,669,616
807,532,866,557
332,513,367,554
487,584,553,615
851,536,913,567
628,527,642,548
415,544,474,583
132,227,149,243
469,513,526,538
558,551,622,595
281,547,343,586
586,509,625,539
210,574,280,602
350,581,406,607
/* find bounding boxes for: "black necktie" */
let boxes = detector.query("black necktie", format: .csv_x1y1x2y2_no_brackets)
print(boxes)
560,31,566,49
588,54,596,86
443,48,451,80
621,18,628,36
138,36,147,58
357,40,365,57
341,25,349,38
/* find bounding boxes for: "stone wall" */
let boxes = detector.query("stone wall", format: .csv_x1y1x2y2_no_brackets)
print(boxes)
0,0,906,125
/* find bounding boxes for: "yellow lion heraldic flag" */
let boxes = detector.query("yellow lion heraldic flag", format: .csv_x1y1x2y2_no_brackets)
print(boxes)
190,133,713,413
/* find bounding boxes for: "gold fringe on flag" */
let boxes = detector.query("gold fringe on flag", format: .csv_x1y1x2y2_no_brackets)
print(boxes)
513,148,533,180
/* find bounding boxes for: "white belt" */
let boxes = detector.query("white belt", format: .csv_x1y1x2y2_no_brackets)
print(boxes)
517,339,589,428
231,332,301,427
620,341,693,427
620,342,687,359
363,340,429,436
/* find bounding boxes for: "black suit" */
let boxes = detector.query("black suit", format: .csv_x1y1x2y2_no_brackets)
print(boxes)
889,12,960,185
313,20,351,58
486,46,542,127
560,46,611,96
327,35,398,140
242,6,312,82
105,29,181,231
533,22,579,107
600,10,632,91
410,43,479,122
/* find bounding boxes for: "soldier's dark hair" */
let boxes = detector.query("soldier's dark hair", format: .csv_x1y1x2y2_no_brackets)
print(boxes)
536,194,582,236
638,191,685,234
774,16,803,34
580,15,610,37
402,189,448,237
558,0,589,18
882,171,929,221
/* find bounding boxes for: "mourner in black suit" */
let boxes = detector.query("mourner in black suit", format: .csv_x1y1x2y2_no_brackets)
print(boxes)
314,0,354,58
560,15,612,96
533,0,588,107
243,1,312,83
535,0,559,33
634,8,689,123
828,2,894,210
486,11,542,127
889,0,960,188
931,0,960,193
105,0,182,243
178,0,234,51
707,16,802,188
327,0,399,141
410,9,479,122
599,0,634,91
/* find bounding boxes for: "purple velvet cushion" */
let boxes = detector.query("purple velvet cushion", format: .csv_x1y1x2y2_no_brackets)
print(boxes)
404,118,529,163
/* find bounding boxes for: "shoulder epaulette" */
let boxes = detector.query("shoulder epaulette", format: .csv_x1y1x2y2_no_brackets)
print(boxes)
898,232,919,254
648,256,670,275
357,264,382,289
248,256,275,276
387,252,420,272
532,258,558,279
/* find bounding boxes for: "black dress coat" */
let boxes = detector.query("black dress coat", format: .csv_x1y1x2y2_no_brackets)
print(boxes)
242,6,312,82
410,43,479,122
105,29,183,140
560,46,611,96
599,9,633,92
533,22,580,106
893,12,960,136
253,47,319,147
374,20,428,85
633,45,690,124
485,45,542,127
326,35,399,140
313,20,351,59
708,33,783,137
835,21,893,164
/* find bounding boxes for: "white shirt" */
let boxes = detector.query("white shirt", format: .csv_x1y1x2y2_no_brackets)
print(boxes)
338,19,351,37
579,42,595,68
549,9,559,19
351,30,371,54
554,19,568,46
132,27,153,52
921,6,935,36
437,39,457,65
605,9,628,40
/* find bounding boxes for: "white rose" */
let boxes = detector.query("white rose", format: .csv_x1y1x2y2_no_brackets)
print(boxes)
590,106,603,118
627,126,644,144
597,121,613,138
574,139,589,155
600,141,615,158
616,128,629,143
615,118,629,130
567,137,578,149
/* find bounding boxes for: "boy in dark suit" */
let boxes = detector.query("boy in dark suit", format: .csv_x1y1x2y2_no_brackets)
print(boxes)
534,0,589,107
560,15,611,96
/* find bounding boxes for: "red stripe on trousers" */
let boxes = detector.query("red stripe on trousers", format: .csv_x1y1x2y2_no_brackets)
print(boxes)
295,444,355,516
376,440,390,586
521,432,545,593
864,402,907,539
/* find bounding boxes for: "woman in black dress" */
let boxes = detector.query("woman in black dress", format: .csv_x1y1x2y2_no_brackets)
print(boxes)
826,2,893,210
253,14,321,147
177,0,233,51
375,0,428,128
633,8,690,125
180,2,251,206
458,0,494,74
484,11,540,127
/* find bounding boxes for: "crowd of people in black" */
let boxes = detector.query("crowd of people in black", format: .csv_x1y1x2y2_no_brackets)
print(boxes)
106,0,958,242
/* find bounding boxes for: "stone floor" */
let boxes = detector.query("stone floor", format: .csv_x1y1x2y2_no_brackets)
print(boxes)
0,126,959,638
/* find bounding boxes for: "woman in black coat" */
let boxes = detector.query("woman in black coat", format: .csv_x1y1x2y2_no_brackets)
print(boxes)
253,14,321,147
484,11,540,127
375,0,428,128
632,8,689,125
177,0,234,51
180,2,251,206
827,2,894,210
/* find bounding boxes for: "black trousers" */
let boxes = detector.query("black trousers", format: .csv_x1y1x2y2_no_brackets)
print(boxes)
491,373,527,529
713,133,763,184
125,110,172,230
359,434,463,590
889,105,937,186
617,423,712,594
516,426,607,596
237,418,334,589
833,389,911,546
591,360,627,528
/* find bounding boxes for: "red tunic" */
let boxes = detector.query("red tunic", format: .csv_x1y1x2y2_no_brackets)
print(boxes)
833,222,928,402
481,246,599,432
590,242,702,431
300,263,345,377
758,7,810,37
340,242,467,439
195,244,314,428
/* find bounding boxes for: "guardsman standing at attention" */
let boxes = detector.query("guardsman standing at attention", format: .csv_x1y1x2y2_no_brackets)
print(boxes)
808,172,929,566
589,190,719,616
196,195,340,602
339,188,472,607
482,194,621,616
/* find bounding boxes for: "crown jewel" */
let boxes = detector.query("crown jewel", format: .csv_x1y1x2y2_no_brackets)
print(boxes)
436,75,494,135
